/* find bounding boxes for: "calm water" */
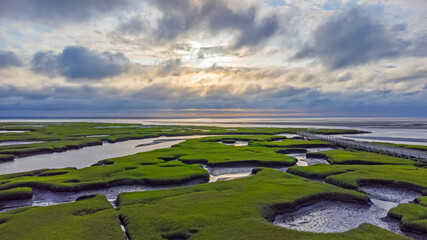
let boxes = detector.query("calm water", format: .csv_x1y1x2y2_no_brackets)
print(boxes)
0,135,208,175
1,117,426,145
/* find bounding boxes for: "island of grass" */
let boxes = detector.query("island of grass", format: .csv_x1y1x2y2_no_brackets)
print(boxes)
0,136,299,198
388,202,427,234
0,122,363,160
116,169,407,240
287,164,427,194
415,196,427,206
306,149,419,165
376,142,427,152
254,139,333,149
0,194,125,240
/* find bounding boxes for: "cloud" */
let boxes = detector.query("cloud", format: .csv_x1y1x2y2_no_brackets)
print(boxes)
118,0,279,49
31,46,131,80
0,0,132,24
294,7,408,69
0,51,23,69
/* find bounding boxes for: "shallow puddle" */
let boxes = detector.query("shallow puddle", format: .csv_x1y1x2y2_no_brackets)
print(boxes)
0,141,43,146
220,140,249,146
274,133,298,138
86,135,109,138
209,172,252,182
285,152,329,167
205,165,289,183
305,147,335,152
0,130,28,134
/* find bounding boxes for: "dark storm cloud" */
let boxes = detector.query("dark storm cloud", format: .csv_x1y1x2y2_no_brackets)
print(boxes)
119,0,279,49
31,46,130,80
0,51,23,69
0,0,131,24
294,7,408,69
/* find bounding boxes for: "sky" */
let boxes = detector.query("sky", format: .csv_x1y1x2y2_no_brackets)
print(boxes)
0,0,426,118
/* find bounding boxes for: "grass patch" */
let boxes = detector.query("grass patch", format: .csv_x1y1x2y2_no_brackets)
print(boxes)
254,139,333,148
287,164,427,193
415,196,427,207
0,187,32,201
314,149,419,165
176,137,297,166
117,168,407,240
377,142,427,152
0,194,124,240
388,203,427,234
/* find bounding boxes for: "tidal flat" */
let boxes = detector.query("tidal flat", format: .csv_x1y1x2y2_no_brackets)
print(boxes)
0,122,426,239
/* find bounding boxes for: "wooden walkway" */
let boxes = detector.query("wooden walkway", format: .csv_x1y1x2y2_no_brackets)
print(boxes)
296,131,427,162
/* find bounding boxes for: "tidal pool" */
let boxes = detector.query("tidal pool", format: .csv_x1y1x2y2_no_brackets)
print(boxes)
86,135,109,138
220,140,249,146
274,201,402,233
274,185,423,239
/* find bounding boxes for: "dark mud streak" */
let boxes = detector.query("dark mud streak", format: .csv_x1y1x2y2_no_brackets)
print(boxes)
119,214,131,240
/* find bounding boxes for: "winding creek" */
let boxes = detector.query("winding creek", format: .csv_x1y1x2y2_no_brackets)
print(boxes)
0,135,211,175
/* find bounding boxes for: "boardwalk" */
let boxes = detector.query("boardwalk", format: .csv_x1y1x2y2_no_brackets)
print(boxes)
297,131,427,162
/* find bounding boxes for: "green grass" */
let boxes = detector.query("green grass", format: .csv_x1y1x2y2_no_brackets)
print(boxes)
117,168,406,240
254,139,333,148
0,194,124,240
0,122,360,160
0,187,32,201
175,137,297,166
377,142,427,151
415,196,427,206
287,164,427,193
0,159,208,192
313,149,419,165
388,203,427,234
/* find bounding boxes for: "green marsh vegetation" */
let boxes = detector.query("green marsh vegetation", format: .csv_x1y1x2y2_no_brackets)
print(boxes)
306,149,420,165
116,169,407,240
0,135,306,196
0,170,408,240
287,164,427,193
1,123,425,239
0,122,355,161
0,194,124,240
388,203,427,234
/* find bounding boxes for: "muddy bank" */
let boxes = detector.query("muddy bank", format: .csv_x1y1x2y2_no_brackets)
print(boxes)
0,179,206,212
274,201,401,233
